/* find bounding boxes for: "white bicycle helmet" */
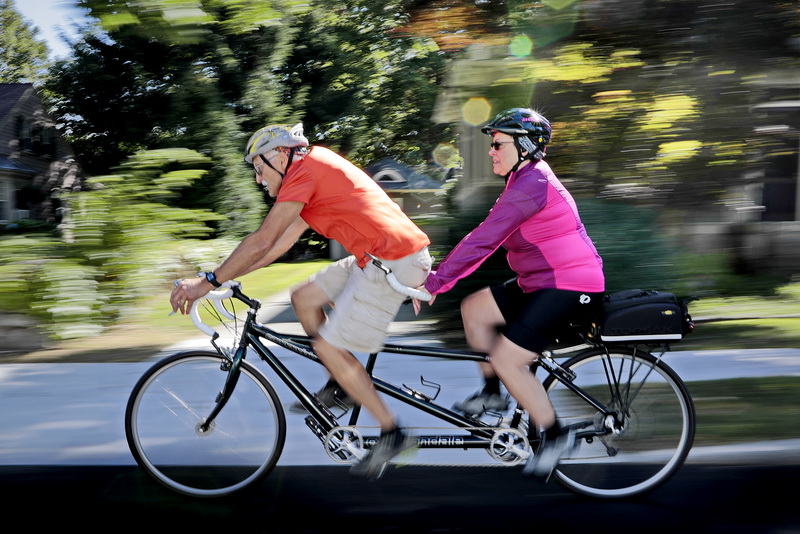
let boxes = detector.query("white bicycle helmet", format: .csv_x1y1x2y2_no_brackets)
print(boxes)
244,123,309,164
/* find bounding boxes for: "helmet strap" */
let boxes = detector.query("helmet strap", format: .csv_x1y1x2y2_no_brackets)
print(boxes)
259,153,283,178
284,147,298,176
504,139,530,179
260,148,299,179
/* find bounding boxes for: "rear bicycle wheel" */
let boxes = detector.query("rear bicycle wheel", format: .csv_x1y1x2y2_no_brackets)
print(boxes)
542,347,695,498
125,351,286,497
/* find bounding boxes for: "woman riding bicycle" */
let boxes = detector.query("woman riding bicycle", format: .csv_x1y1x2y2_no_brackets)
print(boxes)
421,108,605,478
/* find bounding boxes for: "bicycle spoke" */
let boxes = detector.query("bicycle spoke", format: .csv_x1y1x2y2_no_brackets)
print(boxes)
543,347,695,498
125,352,286,497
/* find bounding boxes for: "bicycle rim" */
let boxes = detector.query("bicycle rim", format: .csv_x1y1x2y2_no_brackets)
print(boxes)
543,347,695,498
125,351,286,497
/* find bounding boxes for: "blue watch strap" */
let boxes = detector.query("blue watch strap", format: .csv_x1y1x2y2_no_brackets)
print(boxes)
204,271,221,288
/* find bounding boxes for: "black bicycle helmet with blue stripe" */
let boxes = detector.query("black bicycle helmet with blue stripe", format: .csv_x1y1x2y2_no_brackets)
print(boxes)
482,108,551,165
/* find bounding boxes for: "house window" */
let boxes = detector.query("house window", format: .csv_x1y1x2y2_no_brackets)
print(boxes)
17,116,33,152
41,127,56,158
16,117,57,158
0,178,9,222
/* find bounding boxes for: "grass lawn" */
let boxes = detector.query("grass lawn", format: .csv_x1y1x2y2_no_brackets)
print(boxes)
8,260,329,363
679,318,800,350
681,284,800,349
690,376,800,446
136,259,330,338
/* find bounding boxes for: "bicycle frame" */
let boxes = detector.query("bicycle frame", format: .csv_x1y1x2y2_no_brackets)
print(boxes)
210,302,629,453
129,280,694,499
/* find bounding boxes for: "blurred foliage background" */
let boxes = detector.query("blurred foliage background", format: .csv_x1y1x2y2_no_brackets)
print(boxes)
1,0,799,341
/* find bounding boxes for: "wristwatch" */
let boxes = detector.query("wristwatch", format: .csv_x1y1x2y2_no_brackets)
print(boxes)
204,271,222,288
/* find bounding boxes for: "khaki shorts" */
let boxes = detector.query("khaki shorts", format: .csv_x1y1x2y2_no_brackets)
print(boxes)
312,247,431,353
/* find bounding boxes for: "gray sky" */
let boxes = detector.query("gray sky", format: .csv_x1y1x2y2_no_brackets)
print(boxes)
14,0,91,59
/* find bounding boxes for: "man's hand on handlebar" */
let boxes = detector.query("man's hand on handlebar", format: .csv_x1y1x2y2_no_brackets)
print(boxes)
170,276,212,315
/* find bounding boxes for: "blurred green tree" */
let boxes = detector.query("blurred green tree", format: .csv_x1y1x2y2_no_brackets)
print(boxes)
0,0,50,83
26,0,456,340
0,148,225,339
42,0,454,238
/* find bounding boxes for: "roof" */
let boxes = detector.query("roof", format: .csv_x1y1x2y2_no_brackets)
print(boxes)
0,155,36,175
0,83,34,123
365,158,443,190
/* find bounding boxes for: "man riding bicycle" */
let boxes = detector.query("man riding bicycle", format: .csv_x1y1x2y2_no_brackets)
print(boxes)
170,123,431,479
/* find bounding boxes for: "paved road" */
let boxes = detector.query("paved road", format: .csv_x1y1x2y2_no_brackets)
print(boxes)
2,287,800,467
2,462,798,532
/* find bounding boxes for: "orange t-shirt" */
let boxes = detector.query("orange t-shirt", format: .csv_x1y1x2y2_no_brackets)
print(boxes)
276,146,430,267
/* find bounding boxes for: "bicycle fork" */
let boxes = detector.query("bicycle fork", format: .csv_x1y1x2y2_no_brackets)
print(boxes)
197,345,246,433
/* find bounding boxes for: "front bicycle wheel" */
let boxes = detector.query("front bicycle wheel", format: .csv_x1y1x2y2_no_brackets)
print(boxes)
542,347,695,499
125,351,286,497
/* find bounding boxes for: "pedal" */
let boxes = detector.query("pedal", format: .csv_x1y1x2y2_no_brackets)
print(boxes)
485,409,506,425
328,394,352,416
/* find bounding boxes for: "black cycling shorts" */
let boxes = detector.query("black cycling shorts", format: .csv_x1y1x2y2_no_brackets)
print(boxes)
490,279,603,354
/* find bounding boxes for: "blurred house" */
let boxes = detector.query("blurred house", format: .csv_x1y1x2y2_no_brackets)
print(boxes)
364,158,444,216
748,76,800,222
329,158,448,260
0,83,82,226
719,74,800,275
431,44,800,278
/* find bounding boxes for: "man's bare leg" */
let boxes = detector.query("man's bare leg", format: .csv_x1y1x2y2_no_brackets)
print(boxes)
291,281,330,337
313,337,396,431
289,281,348,405
293,280,398,430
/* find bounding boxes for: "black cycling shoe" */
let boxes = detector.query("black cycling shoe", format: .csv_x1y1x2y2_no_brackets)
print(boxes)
523,425,577,480
289,382,355,413
452,389,509,416
350,427,415,481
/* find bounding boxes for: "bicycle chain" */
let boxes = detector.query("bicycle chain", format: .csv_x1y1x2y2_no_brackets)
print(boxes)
360,421,614,465
335,424,531,468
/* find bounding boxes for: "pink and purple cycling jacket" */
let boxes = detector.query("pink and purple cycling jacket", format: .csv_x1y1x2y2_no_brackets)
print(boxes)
424,160,605,295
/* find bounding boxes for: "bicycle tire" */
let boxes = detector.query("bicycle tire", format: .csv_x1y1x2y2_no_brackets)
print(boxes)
125,351,286,497
541,347,695,499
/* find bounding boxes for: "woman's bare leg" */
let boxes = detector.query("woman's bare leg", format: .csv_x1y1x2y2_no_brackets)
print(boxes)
461,288,505,379
489,335,555,431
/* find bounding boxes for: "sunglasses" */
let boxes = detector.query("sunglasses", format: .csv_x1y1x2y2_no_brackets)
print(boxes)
254,151,284,174
489,141,514,151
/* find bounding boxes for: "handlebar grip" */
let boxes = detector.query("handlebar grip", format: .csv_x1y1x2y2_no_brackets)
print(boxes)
385,271,432,302
212,298,236,320
188,281,238,337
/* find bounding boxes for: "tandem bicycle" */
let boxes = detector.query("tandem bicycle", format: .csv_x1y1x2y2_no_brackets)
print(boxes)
124,267,697,500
